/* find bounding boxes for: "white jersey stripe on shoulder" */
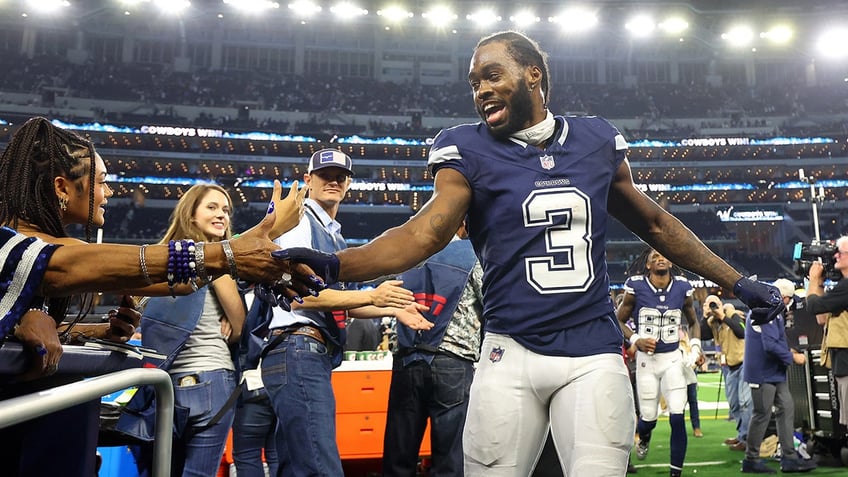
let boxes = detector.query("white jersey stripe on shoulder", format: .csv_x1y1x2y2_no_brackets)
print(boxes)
556,117,570,146
0,235,50,322
427,144,461,167
614,133,628,151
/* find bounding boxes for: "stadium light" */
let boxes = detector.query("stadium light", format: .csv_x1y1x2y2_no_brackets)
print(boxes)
658,16,689,35
152,0,189,14
625,14,656,38
509,9,539,28
815,27,848,59
421,5,457,28
330,2,368,20
721,25,754,47
288,0,321,18
548,7,597,34
466,8,501,28
25,0,70,13
223,0,280,14
760,25,793,45
116,0,147,15
376,4,413,24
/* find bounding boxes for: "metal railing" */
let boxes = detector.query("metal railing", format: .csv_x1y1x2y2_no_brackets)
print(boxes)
0,367,173,477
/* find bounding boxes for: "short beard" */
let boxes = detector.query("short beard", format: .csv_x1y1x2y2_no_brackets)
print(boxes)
485,84,535,140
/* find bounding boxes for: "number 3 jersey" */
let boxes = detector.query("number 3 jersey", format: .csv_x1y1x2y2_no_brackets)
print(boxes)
428,115,627,356
622,275,694,354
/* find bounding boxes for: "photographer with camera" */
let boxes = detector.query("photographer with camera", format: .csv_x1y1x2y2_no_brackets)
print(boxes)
703,295,751,453
805,235,848,435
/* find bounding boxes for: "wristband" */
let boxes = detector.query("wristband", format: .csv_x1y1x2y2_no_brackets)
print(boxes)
689,337,702,354
629,333,641,346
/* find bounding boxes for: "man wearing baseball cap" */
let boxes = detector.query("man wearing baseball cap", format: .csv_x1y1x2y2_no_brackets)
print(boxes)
773,279,797,308
307,148,354,175
256,148,430,476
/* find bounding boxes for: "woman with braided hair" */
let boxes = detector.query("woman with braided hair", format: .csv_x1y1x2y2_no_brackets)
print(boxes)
0,117,137,359
0,117,310,477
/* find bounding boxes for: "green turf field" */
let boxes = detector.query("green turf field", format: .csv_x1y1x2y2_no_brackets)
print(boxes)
631,372,845,476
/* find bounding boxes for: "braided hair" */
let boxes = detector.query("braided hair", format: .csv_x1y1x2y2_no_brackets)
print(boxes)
0,117,98,327
625,248,685,278
0,116,98,241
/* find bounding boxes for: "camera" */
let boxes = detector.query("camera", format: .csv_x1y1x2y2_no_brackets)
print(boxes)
793,240,841,281
709,302,719,310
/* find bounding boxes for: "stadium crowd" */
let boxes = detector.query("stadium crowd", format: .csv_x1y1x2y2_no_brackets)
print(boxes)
2,55,848,140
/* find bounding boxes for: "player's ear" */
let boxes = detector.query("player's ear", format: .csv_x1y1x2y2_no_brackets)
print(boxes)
525,65,542,90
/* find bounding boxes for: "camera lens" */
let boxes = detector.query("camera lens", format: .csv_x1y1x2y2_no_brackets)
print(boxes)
709,302,719,310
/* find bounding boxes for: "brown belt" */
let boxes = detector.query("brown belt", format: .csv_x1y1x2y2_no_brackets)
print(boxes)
270,325,325,345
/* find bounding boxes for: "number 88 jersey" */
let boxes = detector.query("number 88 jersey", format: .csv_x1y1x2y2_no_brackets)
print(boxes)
623,274,694,354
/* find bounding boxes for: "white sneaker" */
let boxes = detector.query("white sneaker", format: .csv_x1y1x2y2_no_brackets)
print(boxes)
636,440,650,460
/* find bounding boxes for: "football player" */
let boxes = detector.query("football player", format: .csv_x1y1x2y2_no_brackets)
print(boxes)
617,249,704,477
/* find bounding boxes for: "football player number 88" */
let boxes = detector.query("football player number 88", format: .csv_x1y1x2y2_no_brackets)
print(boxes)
522,187,595,294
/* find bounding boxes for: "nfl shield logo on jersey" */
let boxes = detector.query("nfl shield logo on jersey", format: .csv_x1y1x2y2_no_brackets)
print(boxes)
539,154,555,170
489,345,505,363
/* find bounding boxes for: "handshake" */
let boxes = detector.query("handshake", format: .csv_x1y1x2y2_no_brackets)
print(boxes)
272,248,341,286
254,248,341,310
733,277,784,325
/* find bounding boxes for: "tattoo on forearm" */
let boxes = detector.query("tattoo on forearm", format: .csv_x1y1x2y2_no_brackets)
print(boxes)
429,213,448,236
659,219,737,288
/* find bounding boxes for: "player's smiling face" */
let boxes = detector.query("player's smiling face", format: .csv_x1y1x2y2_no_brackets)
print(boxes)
468,41,535,139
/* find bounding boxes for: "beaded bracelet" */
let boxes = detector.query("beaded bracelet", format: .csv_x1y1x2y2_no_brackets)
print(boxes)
221,240,239,280
167,239,198,296
139,244,153,286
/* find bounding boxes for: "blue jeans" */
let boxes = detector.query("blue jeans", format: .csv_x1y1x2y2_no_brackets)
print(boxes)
687,383,701,430
261,333,343,477
383,354,474,477
724,365,751,442
232,392,279,477
133,368,236,477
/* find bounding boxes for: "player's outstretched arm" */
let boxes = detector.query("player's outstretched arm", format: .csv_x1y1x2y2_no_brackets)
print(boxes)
609,159,782,322
608,158,741,289
336,168,472,283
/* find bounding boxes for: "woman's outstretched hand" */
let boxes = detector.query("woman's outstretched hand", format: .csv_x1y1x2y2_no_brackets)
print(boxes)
242,180,306,241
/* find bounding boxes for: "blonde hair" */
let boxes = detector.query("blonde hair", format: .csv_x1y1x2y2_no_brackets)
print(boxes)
160,184,233,244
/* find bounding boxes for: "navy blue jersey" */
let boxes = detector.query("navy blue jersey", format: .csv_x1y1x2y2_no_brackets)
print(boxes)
623,275,694,354
429,115,628,356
